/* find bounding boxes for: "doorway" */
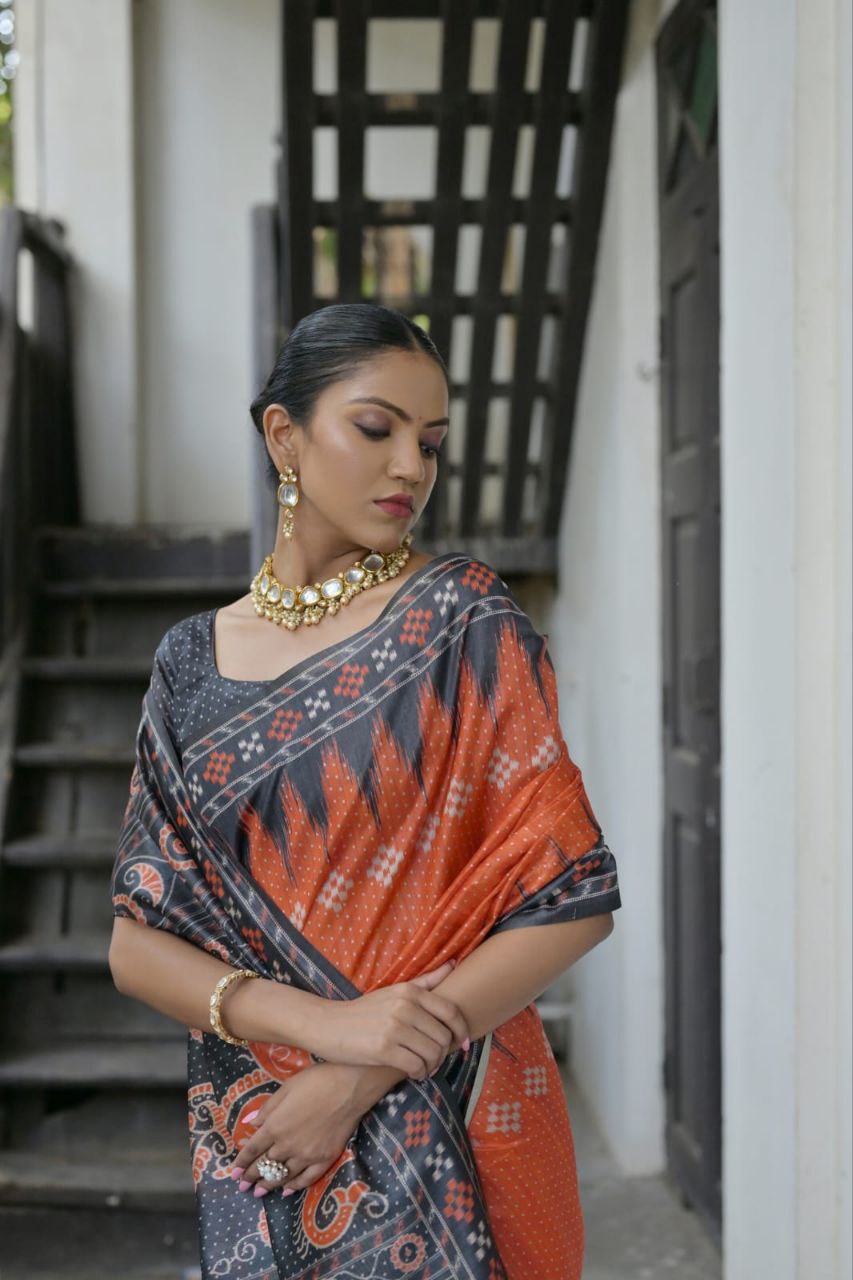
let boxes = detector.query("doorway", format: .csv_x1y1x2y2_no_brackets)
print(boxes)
656,0,722,1245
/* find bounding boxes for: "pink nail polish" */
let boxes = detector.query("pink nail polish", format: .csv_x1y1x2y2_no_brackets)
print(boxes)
283,1187,295,1197
244,1109,259,1123
238,1180,251,1192
230,1168,242,1180
253,1185,269,1197
462,1036,471,1051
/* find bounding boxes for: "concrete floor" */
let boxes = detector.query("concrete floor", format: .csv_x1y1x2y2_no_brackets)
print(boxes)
563,1070,722,1280
0,1070,722,1280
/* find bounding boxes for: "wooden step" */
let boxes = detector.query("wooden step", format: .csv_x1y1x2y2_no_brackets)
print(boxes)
0,1150,195,1211
2,830,117,868
41,575,246,600
0,931,111,973
35,524,250,585
22,657,154,680
14,743,136,768
0,1092,195,1210
0,1039,187,1089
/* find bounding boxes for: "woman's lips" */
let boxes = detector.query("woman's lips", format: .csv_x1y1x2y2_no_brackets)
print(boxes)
374,499,413,517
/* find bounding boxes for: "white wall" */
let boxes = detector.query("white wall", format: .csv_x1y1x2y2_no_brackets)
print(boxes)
555,0,666,1176
14,0,139,522
135,0,279,525
719,0,852,1276
13,0,279,526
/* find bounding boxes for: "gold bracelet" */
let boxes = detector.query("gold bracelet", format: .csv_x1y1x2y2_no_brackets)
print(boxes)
209,969,261,1046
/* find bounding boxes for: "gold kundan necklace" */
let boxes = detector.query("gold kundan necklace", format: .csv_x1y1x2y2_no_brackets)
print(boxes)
250,532,414,629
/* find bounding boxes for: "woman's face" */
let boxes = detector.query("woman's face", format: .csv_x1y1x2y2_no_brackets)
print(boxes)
269,348,449,551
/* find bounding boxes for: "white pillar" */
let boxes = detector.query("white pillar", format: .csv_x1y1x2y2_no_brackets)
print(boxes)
719,0,852,1275
14,0,139,522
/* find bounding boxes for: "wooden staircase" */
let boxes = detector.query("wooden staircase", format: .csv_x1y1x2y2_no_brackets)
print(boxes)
0,526,249,1209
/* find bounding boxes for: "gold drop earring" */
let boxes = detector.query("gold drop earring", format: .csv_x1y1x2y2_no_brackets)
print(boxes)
276,465,299,539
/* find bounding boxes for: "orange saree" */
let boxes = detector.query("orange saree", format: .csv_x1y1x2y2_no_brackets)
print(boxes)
111,552,621,1279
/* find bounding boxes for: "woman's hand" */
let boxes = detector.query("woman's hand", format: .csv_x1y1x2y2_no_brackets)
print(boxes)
311,959,470,1079
229,1062,369,1196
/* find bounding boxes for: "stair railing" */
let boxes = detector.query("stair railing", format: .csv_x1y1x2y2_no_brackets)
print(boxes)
0,207,79,656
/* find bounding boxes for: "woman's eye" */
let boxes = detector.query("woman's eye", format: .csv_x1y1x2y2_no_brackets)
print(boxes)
357,425,442,459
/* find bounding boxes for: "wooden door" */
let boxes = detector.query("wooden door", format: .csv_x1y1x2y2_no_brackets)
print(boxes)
656,0,721,1243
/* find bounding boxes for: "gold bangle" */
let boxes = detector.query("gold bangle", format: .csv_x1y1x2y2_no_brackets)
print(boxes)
209,969,260,1046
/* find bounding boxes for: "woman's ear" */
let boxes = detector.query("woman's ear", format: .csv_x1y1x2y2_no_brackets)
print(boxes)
262,403,298,472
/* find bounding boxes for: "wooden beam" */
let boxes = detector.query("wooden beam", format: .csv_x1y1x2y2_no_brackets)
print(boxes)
542,0,630,537
460,0,534,538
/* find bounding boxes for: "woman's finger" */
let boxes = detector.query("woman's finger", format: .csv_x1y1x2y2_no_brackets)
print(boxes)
232,1127,269,1173
408,1002,459,1054
254,1158,308,1197
409,958,455,989
396,1023,450,1077
231,1154,260,1188
381,1042,430,1078
233,1151,306,1194
416,989,470,1049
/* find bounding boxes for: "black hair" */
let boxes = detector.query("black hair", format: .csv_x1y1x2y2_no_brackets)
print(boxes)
249,302,450,489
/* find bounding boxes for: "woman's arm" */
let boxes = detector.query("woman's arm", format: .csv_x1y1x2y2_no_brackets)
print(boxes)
341,912,615,1112
109,916,319,1045
109,916,467,1074
232,912,615,1192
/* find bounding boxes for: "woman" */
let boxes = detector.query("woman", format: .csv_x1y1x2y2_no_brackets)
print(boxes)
109,303,621,1280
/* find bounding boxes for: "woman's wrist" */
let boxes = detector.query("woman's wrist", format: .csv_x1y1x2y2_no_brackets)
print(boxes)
222,975,325,1049
332,1062,410,1115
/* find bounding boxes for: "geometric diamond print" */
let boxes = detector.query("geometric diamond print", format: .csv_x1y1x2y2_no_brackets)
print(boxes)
443,1177,475,1223
403,1109,431,1148
424,1139,454,1183
188,773,203,803
416,811,440,853
317,868,354,914
432,580,459,617
366,843,405,887
486,747,519,791
384,1088,409,1118
237,730,265,762
531,733,560,771
304,687,331,720
400,607,432,647
467,1218,493,1262
522,1064,548,1097
202,750,235,786
334,663,368,699
485,1099,522,1134
444,776,474,818
370,636,398,672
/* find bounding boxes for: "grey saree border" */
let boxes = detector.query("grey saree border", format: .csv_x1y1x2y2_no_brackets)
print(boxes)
186,600,534,825
181,551,470,762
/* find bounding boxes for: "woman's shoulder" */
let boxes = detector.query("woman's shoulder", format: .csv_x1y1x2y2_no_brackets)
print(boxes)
429,551,545,653
435,549,528,613
150,608,215,684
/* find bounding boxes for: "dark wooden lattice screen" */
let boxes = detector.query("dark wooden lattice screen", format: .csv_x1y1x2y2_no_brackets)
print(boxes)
252,0,629,570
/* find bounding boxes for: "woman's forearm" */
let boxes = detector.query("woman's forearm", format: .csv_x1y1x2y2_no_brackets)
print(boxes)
110,907,614,1109
346,913,615,1111
109,916,321,1047
437,913,614,1042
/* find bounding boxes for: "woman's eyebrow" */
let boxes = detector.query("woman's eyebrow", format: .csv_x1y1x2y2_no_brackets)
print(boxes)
346,396,449,428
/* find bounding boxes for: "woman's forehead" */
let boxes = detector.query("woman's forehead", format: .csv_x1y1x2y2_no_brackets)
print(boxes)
328,351,448,412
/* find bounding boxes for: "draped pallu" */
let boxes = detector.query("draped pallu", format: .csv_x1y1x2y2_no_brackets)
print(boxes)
111,553,621,1280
